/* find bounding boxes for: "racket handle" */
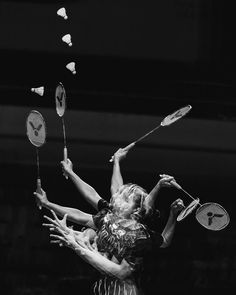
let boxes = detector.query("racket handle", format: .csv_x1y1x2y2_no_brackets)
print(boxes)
123,142,136,152
170,181,182,190
63,147,68,180
36,178,42,210
64,146,68,161
109,142,135,162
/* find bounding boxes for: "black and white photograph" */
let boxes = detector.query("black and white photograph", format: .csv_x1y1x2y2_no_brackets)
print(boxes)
0,1,235,294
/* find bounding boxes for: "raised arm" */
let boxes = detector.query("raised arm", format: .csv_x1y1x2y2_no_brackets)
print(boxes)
110,148,127,195
61,159,102,210
144,174,176,214
34,189,95,229
160,198,185,248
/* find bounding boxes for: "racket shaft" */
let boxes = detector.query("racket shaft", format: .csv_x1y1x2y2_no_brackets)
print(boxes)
135,125,161,143
36,178,42,210
180,188,196,202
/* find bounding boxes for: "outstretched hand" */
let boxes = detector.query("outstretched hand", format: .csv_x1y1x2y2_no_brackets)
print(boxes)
43,210,70,235
44,211,98,251
50,226,77,249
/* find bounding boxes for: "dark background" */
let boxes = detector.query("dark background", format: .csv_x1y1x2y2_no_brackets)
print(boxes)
0,0,236,294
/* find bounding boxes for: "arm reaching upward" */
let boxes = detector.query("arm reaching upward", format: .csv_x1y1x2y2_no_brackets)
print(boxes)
61,158,102,210
160,198,185,248
110,148,127,196
34,189,95,229
144,174,176,214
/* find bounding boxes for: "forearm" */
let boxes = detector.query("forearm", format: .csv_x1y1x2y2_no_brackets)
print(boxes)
161,212,177,248
67,171,101,210
111,159,123,195
145,183,161,210
43,201,95,228
74,247,132,280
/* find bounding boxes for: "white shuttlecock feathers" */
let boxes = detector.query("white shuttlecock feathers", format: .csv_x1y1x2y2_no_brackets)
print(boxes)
31,86,44,96
62,34,72,47
57,7,68,20
66,62,76,75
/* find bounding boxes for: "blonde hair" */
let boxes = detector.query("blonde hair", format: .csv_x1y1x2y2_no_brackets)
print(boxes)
114,183,148,221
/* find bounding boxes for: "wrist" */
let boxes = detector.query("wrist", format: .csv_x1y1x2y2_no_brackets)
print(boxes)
114,157,120,164
66,169,73,176
43,200,50,208
170,210,178,219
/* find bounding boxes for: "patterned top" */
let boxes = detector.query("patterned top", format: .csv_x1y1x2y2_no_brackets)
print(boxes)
92,199,163,295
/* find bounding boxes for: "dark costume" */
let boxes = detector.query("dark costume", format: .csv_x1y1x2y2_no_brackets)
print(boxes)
92,199,163,295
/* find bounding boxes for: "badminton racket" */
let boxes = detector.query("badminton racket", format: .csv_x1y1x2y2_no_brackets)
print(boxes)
26,110,46,209
170,179,230,230
55,82,68,179
109,105,192,162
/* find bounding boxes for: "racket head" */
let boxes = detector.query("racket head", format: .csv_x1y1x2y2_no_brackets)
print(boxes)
195,202,230,231
26,110,46,147
177,198,200,222
55,82,66,117
161,105,192,127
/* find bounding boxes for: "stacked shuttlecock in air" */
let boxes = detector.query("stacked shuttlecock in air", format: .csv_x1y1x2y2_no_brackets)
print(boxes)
66,62,76,74
62,34,72,47
57,7,68,20
31,7,76,94
31,86,44,96
57,7,76,75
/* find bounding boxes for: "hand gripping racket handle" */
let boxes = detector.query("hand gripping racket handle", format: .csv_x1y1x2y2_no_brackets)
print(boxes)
109,142,135,163
36,178,42,210
63,147,68,179
170,181,182,190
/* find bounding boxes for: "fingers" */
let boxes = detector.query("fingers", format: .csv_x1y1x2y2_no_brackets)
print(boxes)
42,223,55,228
50,240,64,246
172,198,185,209
43,215,58,227
50,210,60,222
50,234,65,241
60,158,71,166
159,174,175,181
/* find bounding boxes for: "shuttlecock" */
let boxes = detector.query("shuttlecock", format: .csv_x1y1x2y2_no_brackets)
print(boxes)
66,62,76,75
31,86,44,96
62,34,72,47
57,7,68,20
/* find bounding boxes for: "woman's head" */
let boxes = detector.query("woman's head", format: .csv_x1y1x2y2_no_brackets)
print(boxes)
110,183,148,220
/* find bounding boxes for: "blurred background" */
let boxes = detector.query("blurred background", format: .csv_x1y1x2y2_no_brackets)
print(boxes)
0,0,236,294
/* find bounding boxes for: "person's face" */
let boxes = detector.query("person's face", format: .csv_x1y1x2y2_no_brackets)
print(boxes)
111,185,145,218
